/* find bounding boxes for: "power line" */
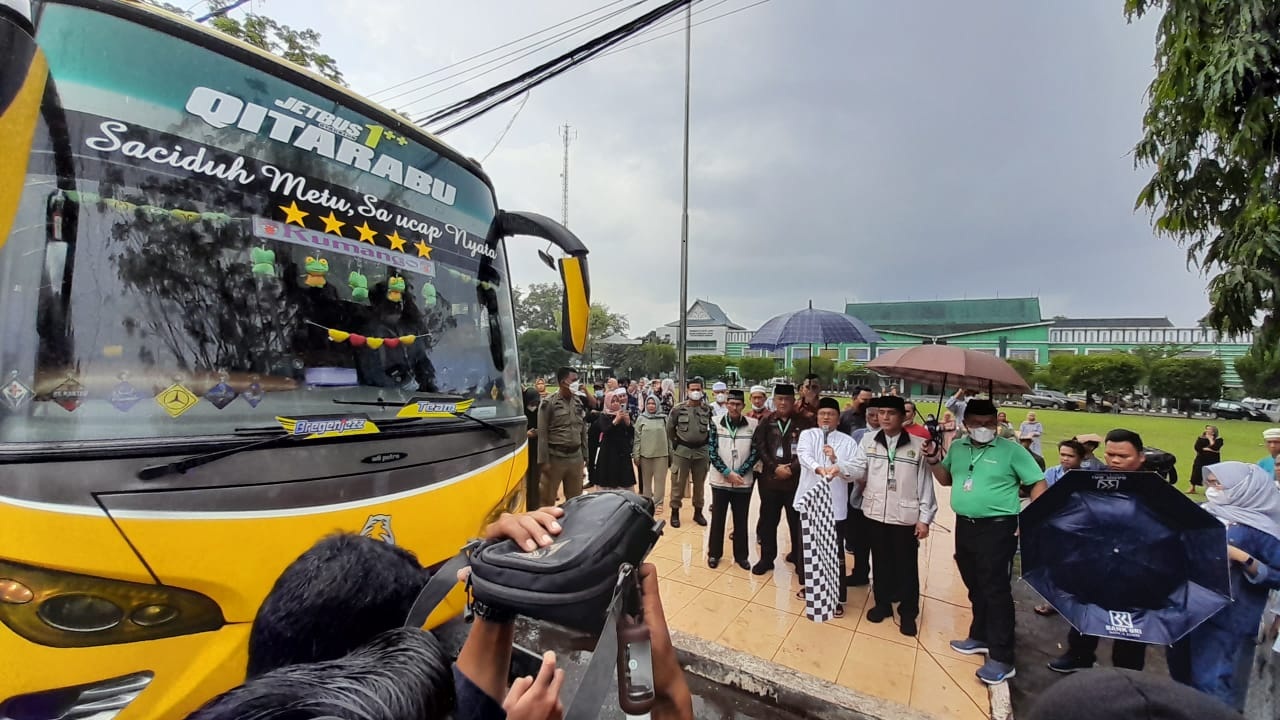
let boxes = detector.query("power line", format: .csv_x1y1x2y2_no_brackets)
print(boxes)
479,92,532,163
369,0,634,99
392,1,644,113
194,0,252,23
594,0,731,53
423,0,698,134
596,0,772,60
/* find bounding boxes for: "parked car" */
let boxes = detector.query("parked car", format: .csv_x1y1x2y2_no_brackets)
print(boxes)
1068,392,1115,413
1209,400,1271,422
1021,389,1083,410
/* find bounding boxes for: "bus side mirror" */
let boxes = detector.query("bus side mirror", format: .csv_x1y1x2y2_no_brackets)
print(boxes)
494,210,591,354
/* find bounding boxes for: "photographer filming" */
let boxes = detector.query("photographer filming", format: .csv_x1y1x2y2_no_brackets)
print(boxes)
190,506,693,720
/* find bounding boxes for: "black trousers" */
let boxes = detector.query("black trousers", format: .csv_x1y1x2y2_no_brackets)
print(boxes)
708,487,751,563
954,515,1019,664
867,519,920,620
845,508,873,583
1066,629,1147,670
757,486,801,565
524,456,541,512
831,517,848,604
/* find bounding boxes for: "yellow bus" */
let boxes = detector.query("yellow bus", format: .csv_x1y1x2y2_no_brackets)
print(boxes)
0,1,590,717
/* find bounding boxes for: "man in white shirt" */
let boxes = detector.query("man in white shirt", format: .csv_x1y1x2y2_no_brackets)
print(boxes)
710,381,730,417
850,396,936,637
794,396,864,617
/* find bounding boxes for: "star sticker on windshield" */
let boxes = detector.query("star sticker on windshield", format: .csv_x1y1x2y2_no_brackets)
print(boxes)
386,231,407,252
414,240,432,258
279,201,309,228
319,212,346,236
355,222,378,244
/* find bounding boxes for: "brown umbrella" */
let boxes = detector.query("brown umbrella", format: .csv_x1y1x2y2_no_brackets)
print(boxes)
865,345,1030,395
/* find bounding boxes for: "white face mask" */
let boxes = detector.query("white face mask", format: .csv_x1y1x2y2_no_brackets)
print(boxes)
568,381,581,393
688,391,704,402
752,401,765,411
968,427,996,445
715,393,727,403
1204,487,1224,503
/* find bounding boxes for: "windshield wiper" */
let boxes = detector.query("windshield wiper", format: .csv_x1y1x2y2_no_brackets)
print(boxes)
330,396,509,439
137,434,296,480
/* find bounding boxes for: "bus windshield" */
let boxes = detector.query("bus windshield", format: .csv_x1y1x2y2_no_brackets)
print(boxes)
0,2,521,445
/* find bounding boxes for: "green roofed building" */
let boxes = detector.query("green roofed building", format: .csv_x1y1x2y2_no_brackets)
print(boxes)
723,297,1254,389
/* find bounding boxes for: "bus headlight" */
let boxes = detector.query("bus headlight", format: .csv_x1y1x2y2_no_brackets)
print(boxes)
482,484,525,530
0,559,223,647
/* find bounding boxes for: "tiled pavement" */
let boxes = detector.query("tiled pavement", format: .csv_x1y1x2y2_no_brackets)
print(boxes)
648,484,990,719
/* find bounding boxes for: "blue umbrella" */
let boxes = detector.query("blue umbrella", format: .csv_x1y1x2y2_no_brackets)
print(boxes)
749,302,882,371
1020,470,1231,645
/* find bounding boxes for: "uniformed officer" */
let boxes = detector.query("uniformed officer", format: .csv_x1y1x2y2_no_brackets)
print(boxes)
538,366,588,503
667,376,712,528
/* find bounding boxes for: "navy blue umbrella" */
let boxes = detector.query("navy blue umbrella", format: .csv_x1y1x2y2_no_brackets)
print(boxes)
748,302,882,372
1020,470,1231,645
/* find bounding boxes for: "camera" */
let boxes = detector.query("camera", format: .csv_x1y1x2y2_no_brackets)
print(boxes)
924,417,944,447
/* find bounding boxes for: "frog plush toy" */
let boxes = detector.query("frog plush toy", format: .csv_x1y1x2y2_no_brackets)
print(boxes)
421,281,437,306
387,275,406,302
251,247,276,276
348,271,369,301
303,256,329,287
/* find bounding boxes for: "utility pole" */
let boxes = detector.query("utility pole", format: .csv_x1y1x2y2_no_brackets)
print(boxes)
676,4,691,394
559,123,576,227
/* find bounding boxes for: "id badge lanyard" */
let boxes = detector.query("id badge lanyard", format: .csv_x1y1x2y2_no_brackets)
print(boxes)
963,447,988,492
886,443,897,492
775,419,793,459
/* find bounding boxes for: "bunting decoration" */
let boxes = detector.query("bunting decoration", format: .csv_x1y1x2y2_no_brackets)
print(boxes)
306,321,426,350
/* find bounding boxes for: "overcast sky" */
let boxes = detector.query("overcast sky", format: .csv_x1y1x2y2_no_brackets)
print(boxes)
257,0,1206,335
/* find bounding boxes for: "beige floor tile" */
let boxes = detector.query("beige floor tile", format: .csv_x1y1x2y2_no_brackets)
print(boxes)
772,616,854,682
909,650,987,720
836,632,917,705
666,589,747,641
656,578,703,620
935,653,992,712
646,554,679,579
853,605,919,647
923,570,972,608
918,598,982,666
706,570,769,602
718,601,798,660
664,561,720,589
753,581,805,615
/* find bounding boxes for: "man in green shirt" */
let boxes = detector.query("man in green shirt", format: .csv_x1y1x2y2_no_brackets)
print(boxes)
923,398,1046,685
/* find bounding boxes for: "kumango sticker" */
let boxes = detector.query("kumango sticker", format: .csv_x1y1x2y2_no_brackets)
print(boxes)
205,382,238,410
50,378,87,412
396,398,475,419
2,373,33,411
110,381,142,412
157,383,199,418
276,415,380,439
243,382,265,408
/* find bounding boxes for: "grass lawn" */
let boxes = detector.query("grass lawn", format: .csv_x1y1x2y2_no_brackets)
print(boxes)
904,402,1274,498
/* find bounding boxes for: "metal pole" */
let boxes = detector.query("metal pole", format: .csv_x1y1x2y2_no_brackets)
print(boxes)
676,3,691,393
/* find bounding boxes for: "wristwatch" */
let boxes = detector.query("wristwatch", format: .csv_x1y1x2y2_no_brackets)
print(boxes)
469,597,515,624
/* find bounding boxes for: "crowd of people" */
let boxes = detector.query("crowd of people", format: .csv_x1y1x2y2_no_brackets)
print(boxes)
526,370,1280,713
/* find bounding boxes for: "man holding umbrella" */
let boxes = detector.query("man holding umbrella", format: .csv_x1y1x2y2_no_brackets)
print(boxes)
923,398,1046,684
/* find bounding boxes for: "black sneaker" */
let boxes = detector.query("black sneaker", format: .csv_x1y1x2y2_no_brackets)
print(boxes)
707,557,720,569
751,561,773,576
693,511,708,527
899,616,918,636
735,558,751,571
670,513,681,529
1047,653,1095,674
865,605,893,623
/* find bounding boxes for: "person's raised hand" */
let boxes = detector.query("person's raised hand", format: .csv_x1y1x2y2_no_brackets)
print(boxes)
484,506,565,552
503,650,565,720
638,563,693,720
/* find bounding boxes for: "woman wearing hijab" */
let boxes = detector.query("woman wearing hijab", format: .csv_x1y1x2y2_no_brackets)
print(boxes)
1190,425,1224,494
659,378,676,414
587,389,637,490
633,394,671,506
522,387,543,510
1168,461,1280,711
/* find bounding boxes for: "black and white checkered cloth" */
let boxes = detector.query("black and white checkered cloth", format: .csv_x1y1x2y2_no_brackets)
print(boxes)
796,479,840,623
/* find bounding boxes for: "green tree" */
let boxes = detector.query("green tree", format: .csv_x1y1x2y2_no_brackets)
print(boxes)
579,303,629,368
636,341,677,377
1148,357,1224,416
1234,345,1280,397
1006,359,1038,386
1129,343,1192,386
517,329,569,380
1127,1,1280,344
1035,354,1080,391
512,283,561,333
687,355,730,383
790,356,836,387
151,1,344,84
739,357,778,384
1062,354,1145,405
